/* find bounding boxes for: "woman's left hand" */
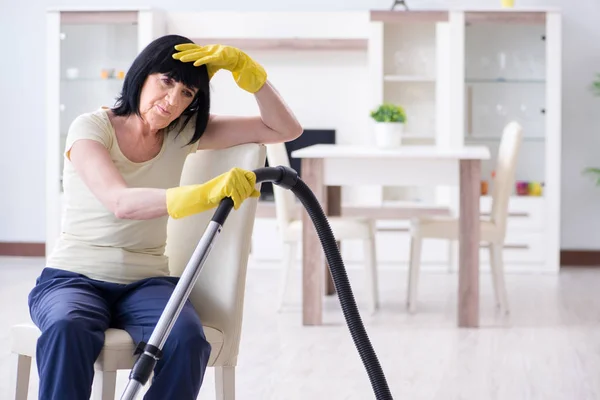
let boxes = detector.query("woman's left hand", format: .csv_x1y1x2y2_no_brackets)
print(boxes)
172,43,267,93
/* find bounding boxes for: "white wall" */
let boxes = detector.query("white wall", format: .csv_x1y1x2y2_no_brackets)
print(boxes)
1,0,599,250
557,0,600,249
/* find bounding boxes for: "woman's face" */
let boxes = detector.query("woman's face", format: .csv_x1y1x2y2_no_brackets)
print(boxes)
138,73,198,130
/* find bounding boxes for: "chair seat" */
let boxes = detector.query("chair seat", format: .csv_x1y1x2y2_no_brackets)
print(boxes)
10,323,224,371
411,216,502,243
283,216,374,242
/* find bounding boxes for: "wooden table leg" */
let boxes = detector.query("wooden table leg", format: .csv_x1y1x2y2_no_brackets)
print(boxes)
301,158,326,325
325,186,341,295
458,159,481,328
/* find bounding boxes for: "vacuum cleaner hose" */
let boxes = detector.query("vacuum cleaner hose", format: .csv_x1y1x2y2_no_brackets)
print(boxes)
254,166,394,400
120,164,394,400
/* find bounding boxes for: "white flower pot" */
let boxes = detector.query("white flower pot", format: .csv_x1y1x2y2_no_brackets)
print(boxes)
374,122,404,148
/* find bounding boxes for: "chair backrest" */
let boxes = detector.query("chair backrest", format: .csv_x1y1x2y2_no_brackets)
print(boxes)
490,121,523,235
265,143,298,228
165,143,266,367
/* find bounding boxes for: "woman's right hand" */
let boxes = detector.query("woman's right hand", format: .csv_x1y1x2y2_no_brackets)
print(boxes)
166,167,260,219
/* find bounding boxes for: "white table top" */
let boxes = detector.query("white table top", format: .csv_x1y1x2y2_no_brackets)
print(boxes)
291,144,491,160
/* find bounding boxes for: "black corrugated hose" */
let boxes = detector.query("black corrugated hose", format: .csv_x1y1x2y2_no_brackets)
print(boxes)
255,166,394,400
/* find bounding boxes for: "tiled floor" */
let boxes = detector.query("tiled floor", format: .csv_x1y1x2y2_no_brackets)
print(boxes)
1,256,599,399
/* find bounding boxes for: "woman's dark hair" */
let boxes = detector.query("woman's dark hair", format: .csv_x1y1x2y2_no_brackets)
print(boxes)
112,34,210,145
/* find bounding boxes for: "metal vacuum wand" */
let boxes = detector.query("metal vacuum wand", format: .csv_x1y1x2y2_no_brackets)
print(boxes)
120,199,234,400
120,167,284,399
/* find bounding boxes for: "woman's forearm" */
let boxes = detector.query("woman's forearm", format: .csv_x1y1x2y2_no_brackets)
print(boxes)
112,188,169,220
254,80,303,139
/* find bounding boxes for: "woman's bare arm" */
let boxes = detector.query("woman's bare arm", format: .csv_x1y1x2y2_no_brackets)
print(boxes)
68,139,168,220
197,80,303,150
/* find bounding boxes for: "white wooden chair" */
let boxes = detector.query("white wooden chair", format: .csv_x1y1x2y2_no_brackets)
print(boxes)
10,143,267,400
265,143,379,313
406,122,523,315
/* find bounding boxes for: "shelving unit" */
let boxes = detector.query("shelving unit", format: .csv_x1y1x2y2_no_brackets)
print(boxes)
188,38,367,51
45,7,166,255
369,10,447,205
457,9,561,273
367,8,562,273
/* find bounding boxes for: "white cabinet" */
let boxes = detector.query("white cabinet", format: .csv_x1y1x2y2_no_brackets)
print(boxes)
45,8,166,255
459,9,562,273
368,11,445,206
367,8,562,273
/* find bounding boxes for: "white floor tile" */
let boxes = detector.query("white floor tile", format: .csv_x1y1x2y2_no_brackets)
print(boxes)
1,256,599,399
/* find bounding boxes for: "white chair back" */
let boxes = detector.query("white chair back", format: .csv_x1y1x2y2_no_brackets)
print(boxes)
490,122,523,235
265,143,297,230
165,143,266,367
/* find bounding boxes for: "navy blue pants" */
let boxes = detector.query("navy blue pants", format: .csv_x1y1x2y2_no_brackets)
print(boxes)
28,267,211,400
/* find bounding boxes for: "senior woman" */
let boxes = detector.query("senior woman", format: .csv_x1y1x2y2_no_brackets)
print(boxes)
28,34,302,400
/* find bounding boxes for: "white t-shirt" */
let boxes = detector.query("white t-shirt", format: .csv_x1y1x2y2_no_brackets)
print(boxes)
47,107,200,284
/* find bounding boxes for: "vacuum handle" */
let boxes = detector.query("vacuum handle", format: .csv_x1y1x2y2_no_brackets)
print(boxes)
211,197,234,226
211,166,298,226
253,166,285,184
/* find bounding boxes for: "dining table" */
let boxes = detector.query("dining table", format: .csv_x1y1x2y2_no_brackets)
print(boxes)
290,144,491,328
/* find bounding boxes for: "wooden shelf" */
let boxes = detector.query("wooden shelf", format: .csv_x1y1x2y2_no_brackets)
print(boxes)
370,10,449,23
465,11,546,24
60,11,138,24
369,9,546,25
191,38,368,51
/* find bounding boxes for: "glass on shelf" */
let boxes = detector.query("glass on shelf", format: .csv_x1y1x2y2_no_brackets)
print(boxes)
465,20,546,82
58,20,137,136
479,56,492,77
394,50,409,74
392,48,432,77
57,15,140,192
62,68,127,82
466,50,546,83
466,68,546,139
496,50,508,80
495,103,507,117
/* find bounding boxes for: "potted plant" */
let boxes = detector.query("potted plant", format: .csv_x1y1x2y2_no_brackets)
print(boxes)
370,103,407,148
583,168,600,186
591,73,600,96
583,74,600,184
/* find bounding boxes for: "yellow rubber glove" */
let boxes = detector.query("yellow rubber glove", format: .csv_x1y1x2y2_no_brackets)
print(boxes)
172,43,267,93
166,167,260,219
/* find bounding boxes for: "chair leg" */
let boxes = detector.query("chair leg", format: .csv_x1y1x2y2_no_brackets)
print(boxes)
14,354,31,400
278,242,297,311
489,242,509,314
363,237,379,313
448,240,459,273
407,234,423,313
92,370,117,400
215,366,235,400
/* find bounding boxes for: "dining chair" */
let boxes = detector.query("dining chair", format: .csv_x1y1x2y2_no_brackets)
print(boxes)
406,122,523,314
10,143,267,400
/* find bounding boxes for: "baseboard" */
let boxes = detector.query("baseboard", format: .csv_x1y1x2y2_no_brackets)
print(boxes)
560,250,600,267
2,242,599,267
0,242,45,257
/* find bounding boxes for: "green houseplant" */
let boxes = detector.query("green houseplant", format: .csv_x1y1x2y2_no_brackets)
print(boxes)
370,103,407,148
583,168,600,186
591,73,600,96
584,74,600,184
